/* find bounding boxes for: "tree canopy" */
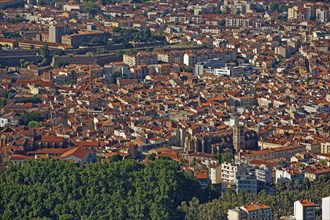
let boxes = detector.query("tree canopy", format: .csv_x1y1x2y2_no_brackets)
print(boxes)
111,28,165,45
39,44,51,66
180,176,330,219
0,159,202,220
19,112,44,125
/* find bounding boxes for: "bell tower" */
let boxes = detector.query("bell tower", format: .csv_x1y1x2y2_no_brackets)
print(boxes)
231,105,244,152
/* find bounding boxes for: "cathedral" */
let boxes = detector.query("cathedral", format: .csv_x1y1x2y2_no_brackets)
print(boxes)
182,109,259,154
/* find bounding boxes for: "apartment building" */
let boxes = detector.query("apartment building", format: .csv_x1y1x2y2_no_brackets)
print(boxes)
316,8,329,22
321,141,330,154
240,145,306,162
225,17,253,27
184,49,236,66
322,196,330,220
294,200,316,220
213,63,253,77
276,168,304,184
157,51,185,64
221,161,258,194
123,52,158,67
228,204,272,220
209,164,221,184
236,168,258,194
255,165,272,184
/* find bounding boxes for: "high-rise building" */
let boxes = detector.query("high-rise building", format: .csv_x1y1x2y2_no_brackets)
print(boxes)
294,200,316,220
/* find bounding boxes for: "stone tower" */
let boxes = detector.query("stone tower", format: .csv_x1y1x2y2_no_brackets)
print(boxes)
231,105,244,152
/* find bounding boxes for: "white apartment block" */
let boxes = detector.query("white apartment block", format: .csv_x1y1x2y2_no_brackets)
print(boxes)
221,161,241,184
316,8,329,22
275,169,304,184
255,165,272,184
221,161,258,194
0,118,8,127
214,64,253,77
294,200,316,220
225,17,253,27
322,196,330,220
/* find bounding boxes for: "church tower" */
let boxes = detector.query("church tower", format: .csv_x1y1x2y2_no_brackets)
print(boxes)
231,105,244,152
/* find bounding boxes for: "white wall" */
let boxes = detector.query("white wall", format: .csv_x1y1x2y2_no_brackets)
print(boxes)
0,118,8,127
323,196,330,220
294,201,304,220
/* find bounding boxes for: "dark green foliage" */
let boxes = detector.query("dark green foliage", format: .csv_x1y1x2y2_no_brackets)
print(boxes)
180,176,330,220
101,0,116,5
19,112,44,125
221,151,234,163
270,3,288,12
14,97,41,104
39,44,51,66
54,60,69,68
54,50,65,56
112,28,165,44
148,153,156,161
82,0,99,16
253,4,265,12
0,159,202,220
28,120,43,128
0,90,8,98
5,15,27,24
110,154,123,162
3,32,21,39
0,99,5,106
111,71,122,82
214,151,234,163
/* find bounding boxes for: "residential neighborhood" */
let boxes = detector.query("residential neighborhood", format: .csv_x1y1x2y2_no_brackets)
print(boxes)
0,0,329,219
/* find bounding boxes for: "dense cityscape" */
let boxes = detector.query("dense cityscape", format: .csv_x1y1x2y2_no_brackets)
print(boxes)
0,0,330,219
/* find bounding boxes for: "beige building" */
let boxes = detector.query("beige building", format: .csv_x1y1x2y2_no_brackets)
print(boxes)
305,165,330,181
288,6,298,19
123,52,158,67
228,204,272,220
209,164,221,184
60,147,96,165
321,141,330,154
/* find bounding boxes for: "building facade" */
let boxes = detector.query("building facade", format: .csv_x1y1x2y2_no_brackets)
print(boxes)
294,200,316,220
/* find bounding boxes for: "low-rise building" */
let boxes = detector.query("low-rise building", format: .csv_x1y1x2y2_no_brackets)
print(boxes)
0,38,18,48
228,203,272,220
276,168,304,184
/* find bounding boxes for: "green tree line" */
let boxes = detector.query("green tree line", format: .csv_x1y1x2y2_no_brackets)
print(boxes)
0,158,202,219
180,176,330,220
112,27,165,45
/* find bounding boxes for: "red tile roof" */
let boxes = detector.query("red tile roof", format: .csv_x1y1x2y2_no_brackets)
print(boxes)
61,147,91,160
41,136,64,143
